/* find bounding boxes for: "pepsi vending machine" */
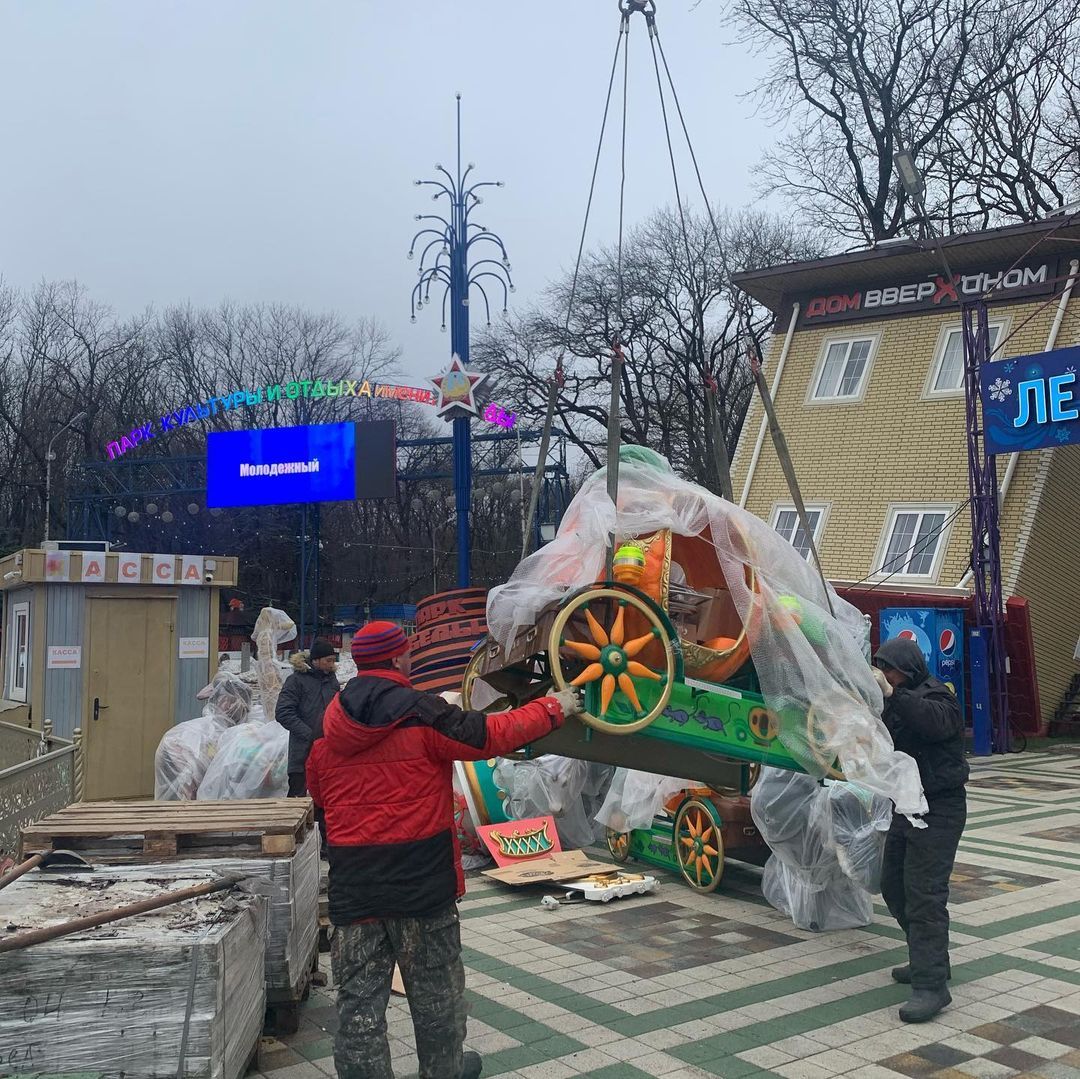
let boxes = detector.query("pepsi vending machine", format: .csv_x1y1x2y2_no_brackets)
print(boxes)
879,607,966,723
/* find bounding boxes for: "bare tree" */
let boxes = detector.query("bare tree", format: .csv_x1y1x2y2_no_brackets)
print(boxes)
473,205,822,491
730,0,1078,242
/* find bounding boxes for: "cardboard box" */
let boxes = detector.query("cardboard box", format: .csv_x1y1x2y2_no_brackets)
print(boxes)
482,848,618,886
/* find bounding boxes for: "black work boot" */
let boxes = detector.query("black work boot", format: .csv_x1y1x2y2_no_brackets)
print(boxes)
899,987,952,1023
461,1050,483,1078
891,961,951,984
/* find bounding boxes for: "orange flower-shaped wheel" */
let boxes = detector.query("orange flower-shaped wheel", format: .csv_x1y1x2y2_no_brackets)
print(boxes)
674,797,724,893
548,587,675,735
606,828,631,863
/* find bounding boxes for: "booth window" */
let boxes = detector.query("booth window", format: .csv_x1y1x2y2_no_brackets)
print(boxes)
8,601,30,703
810,336,877,402
771,505,826,561
928,323,1004,396
876,505,955,581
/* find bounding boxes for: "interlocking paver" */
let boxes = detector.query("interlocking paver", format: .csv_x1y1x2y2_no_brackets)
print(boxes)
256,748,1080,1078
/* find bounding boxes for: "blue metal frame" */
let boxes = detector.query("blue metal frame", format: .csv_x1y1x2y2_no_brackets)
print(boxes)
65,428,570,642
409,94,514,588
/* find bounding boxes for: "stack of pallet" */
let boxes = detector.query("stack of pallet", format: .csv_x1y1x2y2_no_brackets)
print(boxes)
0,872,266,1078
16,798,321,1035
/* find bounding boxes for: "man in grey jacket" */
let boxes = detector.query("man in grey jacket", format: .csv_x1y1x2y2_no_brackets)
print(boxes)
276,638,340,797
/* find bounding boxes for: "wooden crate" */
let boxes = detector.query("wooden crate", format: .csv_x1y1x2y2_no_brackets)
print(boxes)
20,798,315,861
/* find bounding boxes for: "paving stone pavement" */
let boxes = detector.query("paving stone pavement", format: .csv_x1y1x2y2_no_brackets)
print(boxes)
258,747,1080,1079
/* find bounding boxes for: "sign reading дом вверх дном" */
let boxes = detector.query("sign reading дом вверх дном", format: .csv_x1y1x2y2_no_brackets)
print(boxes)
793,259,1059,327
981,344,1080,455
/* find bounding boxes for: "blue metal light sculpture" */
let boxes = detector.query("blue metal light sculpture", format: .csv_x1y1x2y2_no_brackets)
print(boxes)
409,94,514,587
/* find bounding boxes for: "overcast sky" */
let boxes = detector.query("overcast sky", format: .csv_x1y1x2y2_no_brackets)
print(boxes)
0,1,773,384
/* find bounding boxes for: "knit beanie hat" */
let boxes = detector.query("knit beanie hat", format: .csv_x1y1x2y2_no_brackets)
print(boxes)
351,621,409,667
309,638,337,663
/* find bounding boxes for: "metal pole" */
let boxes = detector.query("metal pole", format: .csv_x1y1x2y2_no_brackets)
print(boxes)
448,99,474,589
44,449,53,544
299,503,307,646
43,412,86,544
605,338,624,578
749,355,835,618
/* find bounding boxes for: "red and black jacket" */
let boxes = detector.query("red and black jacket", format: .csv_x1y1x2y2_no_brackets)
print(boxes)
306,670,565,924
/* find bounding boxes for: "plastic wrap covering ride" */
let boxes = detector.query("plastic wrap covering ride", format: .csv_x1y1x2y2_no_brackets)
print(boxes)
462,447,925,893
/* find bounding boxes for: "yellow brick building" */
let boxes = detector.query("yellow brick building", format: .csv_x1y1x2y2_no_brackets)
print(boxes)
731,219,1080,730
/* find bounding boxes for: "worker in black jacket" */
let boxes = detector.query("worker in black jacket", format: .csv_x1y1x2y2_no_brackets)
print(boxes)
275,638,340,797
875,636,968,1024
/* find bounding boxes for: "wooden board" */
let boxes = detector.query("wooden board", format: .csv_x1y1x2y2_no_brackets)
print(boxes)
20,798,315,861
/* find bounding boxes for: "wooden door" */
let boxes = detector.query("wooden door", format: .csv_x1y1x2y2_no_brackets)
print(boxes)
84,596,176,799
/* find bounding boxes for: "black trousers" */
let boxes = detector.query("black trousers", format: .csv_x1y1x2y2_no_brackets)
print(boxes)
331,902,466,1079
881,790,966,989
287,772,307,797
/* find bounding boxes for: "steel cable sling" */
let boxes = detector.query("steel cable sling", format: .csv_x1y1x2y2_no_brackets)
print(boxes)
520,0,738,561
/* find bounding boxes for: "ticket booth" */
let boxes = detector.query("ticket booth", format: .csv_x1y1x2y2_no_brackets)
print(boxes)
0,548,238,800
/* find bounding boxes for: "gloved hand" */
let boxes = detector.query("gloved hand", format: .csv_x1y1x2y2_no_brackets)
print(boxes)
872,667,893,699
552,688,583,717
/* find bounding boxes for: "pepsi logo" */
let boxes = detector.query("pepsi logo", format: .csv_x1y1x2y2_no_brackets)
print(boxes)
898,629,917,642
939,628,956,656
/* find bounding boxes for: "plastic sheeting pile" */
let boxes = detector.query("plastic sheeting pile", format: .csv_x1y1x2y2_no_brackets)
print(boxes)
486,446,926,819
154,671,255,799
492,757,614,849
197,714,289,800
0,875,266,1079
154,608,298,801
751,767,892,931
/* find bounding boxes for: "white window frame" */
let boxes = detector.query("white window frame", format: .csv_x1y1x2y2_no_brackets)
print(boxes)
7,601,30,703
872,503,957,583
770,503,829,562
806,331,881,405
924,318,1009,399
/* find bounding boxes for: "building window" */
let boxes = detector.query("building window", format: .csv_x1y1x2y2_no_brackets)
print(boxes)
772,505,826,561
811,336,877,401
877,505,955,580
8,601,30,703
929,323,1004,395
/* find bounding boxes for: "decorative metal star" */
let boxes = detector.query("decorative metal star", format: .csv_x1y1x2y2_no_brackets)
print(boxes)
430,354,489,420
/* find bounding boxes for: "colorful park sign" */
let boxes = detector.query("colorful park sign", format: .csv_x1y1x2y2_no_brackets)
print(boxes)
105,374,517,459
981,344,1080,455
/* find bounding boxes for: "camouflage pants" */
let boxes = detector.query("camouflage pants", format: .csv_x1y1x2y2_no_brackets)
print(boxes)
331,902,467,1079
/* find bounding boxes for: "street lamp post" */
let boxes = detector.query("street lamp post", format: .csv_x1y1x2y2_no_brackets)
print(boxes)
44,411,88,544
410,95,513,588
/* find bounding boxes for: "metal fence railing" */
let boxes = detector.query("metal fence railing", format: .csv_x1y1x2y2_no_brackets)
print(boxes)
0,721,81,861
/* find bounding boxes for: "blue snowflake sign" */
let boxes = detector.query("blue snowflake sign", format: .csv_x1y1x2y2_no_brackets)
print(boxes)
980,344,1080,454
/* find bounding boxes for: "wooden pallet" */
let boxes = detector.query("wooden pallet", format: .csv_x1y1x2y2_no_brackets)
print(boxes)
20,799,315,861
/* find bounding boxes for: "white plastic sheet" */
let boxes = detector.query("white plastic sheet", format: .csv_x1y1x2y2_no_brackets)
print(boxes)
751,767,891,931
155,671,254,799
492,756,613,849
486,446,926,818
197,720,289,800
252,606,297,720
594,768,695,834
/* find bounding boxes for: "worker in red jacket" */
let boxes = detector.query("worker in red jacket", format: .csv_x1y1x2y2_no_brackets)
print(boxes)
307,621,582,1079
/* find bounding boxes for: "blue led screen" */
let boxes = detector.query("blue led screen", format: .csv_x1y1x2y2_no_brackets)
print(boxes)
207,422,394,507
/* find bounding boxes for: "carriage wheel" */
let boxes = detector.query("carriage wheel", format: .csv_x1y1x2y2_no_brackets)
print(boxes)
461,641,511,713
674,798,724,893
549,587,675,735
606,828,631,863
805,706,845,779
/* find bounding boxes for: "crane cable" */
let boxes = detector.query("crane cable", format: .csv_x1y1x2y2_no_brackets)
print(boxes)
521,0,730,557
521,7,630,559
